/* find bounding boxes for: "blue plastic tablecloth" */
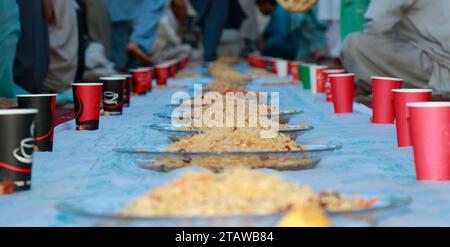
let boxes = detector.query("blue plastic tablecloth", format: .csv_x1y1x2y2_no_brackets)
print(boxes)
1,66,450,227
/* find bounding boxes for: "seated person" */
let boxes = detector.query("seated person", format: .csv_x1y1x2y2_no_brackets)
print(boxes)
256,0,328,62
0,0,23,100
341,0,450,95
256,0,297,60
103,0,165,70
151,0,194,64
13,0,50,95
291,7,328,62
43,0,79,94
190,0,246,63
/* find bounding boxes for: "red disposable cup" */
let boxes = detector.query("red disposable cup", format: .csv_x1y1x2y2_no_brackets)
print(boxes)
169,63,177,78
314,66,328,93
72,83,103,131
272,60,277,74
140,67,154,92
256,56,265,68
330,73,355,114
372,77,403,124
407,102,450,181
393,89,433,147
291,62,300,81
247,55,255,67
176,59,183,70
132,68,150,95
156,65,169,85
323,70,346,103
113,74,133,107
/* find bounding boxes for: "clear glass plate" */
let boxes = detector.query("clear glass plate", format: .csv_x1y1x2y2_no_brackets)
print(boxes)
56,192,411,227
113,144,342,172
154,109,304,125
149,123,314,142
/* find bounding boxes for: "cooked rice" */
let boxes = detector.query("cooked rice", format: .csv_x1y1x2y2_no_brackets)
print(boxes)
122,169,377,217
165,128,302,152
208,62,251,84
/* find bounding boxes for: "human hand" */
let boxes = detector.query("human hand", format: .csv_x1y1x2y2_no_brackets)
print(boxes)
42,0,57,26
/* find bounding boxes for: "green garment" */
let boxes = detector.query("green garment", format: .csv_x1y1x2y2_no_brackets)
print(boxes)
262,6,297,60
263,6,327,61
291,7,328,61
0,0,24,98
340,0,371,41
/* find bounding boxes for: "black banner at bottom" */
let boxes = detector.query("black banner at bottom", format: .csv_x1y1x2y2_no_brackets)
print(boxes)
0,228,447,246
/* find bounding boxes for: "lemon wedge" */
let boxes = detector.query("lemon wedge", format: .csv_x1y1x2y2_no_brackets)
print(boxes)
278,207,331,227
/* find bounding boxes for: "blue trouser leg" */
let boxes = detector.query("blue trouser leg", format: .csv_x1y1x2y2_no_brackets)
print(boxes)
202,0,229,62
190,0,229,62
111,21,131,69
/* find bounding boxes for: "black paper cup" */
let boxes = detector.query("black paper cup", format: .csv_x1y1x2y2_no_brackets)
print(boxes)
17,94,57,152
72,83,103,131
100,77,126,115
113,74,133,107
0,109,38,192
265,58,273,72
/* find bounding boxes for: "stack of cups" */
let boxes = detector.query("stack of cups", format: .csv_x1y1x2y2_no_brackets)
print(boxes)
131,68,151,95
17,94,57,152
72,83,103,130
140,67,154,92
329,73,355,114
290,62,300,81
101,76,126,116
169,61,178,78
156,64,170,85
113,74,133,107
323,69,346,102
407,102,450,181
255,56,265,68
393,89,432,147
0,109,38,193
372,77,403,124
309,65,328,94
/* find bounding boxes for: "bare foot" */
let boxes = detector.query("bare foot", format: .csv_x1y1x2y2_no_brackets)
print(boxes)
126,42,153,66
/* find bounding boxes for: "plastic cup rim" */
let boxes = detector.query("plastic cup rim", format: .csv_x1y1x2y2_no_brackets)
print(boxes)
328,73,355,78
371,76,403,81
0,109,39,115
16,94,57,97
130,68,151,72
392,89,433,93
324,69,346,73
100,76,127,81
407,102,450,108
72,83,103,86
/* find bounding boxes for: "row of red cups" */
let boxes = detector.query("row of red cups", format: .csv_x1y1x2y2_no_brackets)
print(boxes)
320,73,450,182
324,74,450,182
248,55,450,182
369,77,450,181
0,56,191,193
72,56,191,131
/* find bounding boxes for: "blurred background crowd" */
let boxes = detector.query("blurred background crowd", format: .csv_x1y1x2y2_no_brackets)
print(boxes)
1,0,450,108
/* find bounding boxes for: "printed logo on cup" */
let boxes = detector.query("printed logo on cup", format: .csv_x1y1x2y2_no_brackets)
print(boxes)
13,138,34,164
13,123,34,164
103,91,119,105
